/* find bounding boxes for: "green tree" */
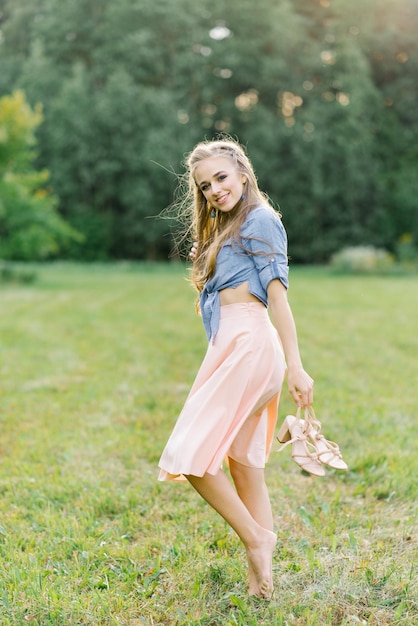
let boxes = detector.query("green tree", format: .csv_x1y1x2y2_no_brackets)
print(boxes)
0,0,417,261
366,0,418,247
0,90,80,260
1,0,204,258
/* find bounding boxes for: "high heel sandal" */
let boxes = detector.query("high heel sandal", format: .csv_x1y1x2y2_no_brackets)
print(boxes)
302,407,348,471
277,414,325,477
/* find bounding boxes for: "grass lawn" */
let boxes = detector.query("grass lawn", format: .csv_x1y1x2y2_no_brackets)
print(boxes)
0,262,417,625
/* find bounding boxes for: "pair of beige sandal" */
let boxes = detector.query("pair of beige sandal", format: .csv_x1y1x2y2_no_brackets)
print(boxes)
277,407,348,477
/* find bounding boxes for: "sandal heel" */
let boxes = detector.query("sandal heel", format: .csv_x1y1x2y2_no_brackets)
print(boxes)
276,415,294,444
276,413,325,477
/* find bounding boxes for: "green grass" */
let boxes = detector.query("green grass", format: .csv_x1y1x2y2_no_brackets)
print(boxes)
0,262,417,625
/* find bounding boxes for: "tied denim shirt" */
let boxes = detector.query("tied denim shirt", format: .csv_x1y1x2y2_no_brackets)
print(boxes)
200,205,289,342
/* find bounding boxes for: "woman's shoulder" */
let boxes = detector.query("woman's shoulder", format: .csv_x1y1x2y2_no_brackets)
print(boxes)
242,204,285,233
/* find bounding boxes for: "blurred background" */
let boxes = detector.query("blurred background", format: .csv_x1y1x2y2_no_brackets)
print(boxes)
0,0,417,264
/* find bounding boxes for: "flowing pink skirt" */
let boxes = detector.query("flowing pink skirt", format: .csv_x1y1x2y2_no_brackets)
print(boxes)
158,302,286,481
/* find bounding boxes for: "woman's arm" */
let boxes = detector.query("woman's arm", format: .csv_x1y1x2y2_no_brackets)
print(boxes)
267,279,314,407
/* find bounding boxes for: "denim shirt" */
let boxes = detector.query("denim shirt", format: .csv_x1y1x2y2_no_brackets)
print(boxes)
200,205,289,342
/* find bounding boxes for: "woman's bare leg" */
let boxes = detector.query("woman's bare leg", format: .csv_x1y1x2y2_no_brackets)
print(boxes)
186,469,276,598
228,458,275,595
228,458,273,530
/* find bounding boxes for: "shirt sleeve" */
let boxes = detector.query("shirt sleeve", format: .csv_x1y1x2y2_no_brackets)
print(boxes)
242,207,289,291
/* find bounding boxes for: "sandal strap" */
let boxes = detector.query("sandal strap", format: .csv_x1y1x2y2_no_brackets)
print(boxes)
277,431,320,462
300,406,346,463
316,448,343,462
314,433,341,452
297,406,322,435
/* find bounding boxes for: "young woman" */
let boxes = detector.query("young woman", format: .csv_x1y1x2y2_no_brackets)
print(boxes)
158,137,315,599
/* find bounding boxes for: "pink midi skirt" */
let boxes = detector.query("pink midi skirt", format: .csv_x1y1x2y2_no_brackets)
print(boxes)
158,302,286,481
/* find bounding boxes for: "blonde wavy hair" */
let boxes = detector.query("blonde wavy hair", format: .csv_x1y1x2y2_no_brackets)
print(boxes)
177,137,275,294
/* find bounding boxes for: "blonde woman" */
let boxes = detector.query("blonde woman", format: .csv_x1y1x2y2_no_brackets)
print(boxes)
158,138,315,598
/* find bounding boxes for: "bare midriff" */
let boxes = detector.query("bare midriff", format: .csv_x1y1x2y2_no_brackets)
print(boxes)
219,281,262,306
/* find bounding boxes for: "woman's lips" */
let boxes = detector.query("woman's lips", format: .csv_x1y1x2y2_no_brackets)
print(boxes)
216,193,229,205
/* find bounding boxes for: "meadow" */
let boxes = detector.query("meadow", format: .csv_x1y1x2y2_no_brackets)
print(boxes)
0,263,417,625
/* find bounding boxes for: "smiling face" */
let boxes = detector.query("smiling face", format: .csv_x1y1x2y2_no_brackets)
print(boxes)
194,155,247,214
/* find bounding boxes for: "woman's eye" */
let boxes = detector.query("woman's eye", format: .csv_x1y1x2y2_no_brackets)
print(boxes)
201,184,209,192
218,174,227,181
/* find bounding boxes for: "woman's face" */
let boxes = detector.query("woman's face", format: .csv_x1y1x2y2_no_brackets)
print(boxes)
194,156,246,214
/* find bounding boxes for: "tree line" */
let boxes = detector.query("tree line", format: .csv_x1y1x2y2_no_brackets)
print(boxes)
0,0,417,262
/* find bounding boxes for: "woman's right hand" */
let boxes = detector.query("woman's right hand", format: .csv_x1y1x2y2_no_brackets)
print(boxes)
189,241,198,261
287,366,314,408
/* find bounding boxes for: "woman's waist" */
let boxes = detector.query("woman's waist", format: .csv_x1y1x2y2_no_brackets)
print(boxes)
219,281,261,306
219,301,268,321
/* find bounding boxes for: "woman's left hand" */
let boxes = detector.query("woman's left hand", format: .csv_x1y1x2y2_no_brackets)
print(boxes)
189,241,198,261
287,366,314,407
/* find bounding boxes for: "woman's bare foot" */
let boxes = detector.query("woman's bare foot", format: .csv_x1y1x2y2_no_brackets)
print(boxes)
246,529,277,598
248,560,258,596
